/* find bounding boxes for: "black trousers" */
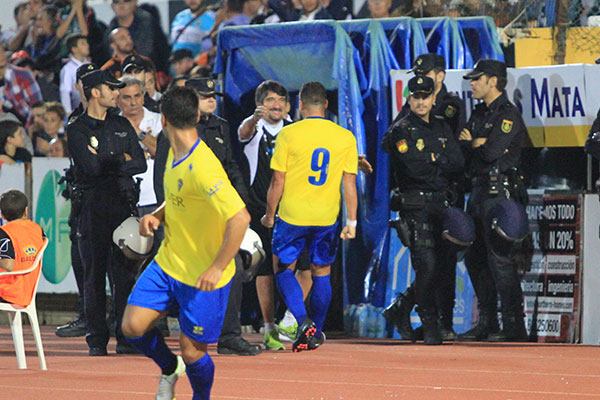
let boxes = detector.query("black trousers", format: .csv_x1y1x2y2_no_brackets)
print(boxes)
464,186,524,316
402,201,452,318
78,189,136,348
68,202,85,318
218,255,243,343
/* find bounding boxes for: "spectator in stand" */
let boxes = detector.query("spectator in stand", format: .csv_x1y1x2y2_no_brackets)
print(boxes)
320,0,352,20
0,120,30,165
101,27,136,79
107,0,170,73
49,137,69,158
269,0,332,22
144,61,161,101
121,55,160,113
367,0,392,18
60,34,90,115
27,101,45,145
250,0,282,24
170,49,196,77
27,5,63,79
56,0,89,41
0,120,32,165
170,0,216,58
9,49,60,104
8,0,43,53
35,101,65,156
1,3,28,49
0,45,43,125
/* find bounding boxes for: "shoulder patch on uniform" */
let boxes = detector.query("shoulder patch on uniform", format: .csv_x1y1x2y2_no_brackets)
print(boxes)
396,139,408,153
501,119,513,133
445,105,456,118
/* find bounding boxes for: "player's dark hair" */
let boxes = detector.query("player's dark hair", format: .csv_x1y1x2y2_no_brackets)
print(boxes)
0,189,28,221
300,81,327,107
0,120,22,151
255,80,288,104
45,101,66,120
160,86,199,129
66,33,87,53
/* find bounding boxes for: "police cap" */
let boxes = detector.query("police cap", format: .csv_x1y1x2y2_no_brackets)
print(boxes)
463,59,507,80
121,54,147,73
185,78,223,96
76,63,97,81
81,70,125,90
411,53,445,74
408,76,434,96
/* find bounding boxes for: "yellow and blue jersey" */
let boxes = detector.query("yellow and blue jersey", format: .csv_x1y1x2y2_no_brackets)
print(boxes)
270,117,358,226
155,139,245,288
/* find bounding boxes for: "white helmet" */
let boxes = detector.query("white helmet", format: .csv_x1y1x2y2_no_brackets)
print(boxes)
239,228,266,281
113,216,153,260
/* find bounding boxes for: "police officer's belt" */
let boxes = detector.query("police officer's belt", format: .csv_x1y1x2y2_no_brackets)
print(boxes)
471,175,509,187
398,190,447,207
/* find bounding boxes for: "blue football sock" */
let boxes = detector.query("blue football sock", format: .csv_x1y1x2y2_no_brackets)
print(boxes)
310,275,332,334
186,353,214,400
275,269,307,324
126,328,176,373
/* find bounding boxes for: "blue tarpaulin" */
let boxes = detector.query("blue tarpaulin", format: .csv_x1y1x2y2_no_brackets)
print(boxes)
418,17,474,69
456,17,505,62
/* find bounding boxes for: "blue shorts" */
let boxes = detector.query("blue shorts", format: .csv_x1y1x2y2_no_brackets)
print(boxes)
127,260,231,343
272,219,339,266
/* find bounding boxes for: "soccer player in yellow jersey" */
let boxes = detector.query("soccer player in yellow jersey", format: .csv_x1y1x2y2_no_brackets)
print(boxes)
261,81,358,352
121,86,250,400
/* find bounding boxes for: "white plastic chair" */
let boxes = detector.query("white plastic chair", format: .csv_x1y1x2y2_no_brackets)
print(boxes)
0,238,49,370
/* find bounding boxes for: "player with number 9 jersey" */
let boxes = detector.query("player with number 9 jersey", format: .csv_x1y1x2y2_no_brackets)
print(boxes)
270,117,358,226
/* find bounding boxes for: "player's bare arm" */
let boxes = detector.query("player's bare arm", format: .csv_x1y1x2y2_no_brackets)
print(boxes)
261,170,286,228
196,207,251,291
340,172,358,240
139,202,165,236
0,258,15,272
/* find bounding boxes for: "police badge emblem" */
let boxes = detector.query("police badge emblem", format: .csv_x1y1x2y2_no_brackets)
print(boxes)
445,105,456,118
396,139,408,153
501,119,513,133
207,80,214,88
416,138,424,151
90,136,99,149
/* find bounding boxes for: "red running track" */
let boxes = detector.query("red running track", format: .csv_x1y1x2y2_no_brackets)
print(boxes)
0,326,599,399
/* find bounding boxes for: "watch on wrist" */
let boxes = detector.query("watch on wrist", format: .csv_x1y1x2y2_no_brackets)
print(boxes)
137,131,147,141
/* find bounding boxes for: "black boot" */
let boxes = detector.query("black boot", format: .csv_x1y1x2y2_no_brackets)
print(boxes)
457,310,500,342
488,313,528,342
419,313,442,345
382,288,416,341
55,316,87,338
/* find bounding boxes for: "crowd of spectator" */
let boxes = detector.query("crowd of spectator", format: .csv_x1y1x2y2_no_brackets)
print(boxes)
0,0,555,165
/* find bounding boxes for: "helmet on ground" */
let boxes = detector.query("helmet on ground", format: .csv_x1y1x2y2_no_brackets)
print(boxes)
488,198,529,242
239,228,266,281
113,216,153,260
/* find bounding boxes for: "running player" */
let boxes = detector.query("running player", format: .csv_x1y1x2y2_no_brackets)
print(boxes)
121,86,250,399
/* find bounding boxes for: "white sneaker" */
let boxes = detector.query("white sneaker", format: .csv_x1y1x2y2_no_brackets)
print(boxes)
156,355,186,400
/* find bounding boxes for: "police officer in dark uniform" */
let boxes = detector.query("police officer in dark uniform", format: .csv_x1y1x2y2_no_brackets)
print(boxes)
153,78,262,356
458,59,528,342
383,53,466,341
55,63,99,338
381,76,464,345
67,69,147,356
392,53,466,137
